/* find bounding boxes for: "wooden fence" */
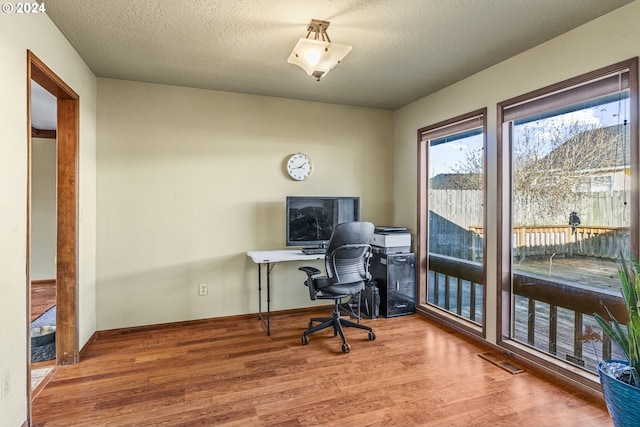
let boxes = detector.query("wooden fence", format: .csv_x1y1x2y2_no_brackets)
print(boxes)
428,189,629,261
429,189,629,229
468,225,629,261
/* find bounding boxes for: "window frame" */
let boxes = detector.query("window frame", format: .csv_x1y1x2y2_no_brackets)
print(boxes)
496,58,639,384
417,108,488,337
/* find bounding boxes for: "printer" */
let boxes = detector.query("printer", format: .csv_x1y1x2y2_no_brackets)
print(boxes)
371,226,411,254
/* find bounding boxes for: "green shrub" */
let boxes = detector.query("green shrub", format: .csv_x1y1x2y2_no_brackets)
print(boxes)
594,254,640,387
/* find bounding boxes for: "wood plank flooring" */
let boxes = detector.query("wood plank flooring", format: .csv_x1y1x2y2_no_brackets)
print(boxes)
31,280,56,321
32,311,614,427
30,279,58,393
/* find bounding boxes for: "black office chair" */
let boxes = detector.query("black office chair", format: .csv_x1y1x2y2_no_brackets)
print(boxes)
299,221,376,353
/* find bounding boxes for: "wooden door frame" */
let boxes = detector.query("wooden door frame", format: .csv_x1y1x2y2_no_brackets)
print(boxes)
27,50,80,367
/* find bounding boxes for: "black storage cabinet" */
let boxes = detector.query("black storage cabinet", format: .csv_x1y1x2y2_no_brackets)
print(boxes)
370,251,416,317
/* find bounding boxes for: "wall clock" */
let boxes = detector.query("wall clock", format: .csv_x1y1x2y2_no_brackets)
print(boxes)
286,153,313,181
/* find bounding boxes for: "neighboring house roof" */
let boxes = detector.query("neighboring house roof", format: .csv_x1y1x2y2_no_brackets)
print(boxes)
430,125,629,191
430,173,482,190
543,124,629,171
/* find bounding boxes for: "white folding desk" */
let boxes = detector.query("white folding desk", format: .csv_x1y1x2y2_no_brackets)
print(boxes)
247,249,324,336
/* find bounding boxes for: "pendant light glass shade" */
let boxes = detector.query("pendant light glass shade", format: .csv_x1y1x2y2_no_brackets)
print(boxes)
287,19,352,81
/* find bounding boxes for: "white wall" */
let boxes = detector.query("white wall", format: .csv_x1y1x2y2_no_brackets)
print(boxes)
31,137,56,280
0,12,97,427
393,0,640,343
96,79,394,330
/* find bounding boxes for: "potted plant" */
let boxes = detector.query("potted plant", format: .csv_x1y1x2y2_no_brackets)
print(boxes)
592,254,640,427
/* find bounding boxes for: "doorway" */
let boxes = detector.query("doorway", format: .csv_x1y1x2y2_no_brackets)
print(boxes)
27,50,79,376
30,93,57,369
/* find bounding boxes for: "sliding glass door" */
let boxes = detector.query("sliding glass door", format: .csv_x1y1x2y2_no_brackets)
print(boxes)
499,59,638,373
418,110,486,335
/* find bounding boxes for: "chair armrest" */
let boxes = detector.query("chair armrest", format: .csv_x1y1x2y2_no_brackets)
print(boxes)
299,266,321,300
299,266,321,277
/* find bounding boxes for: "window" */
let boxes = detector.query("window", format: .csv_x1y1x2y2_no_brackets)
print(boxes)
417,109,487,335
498,59,638,377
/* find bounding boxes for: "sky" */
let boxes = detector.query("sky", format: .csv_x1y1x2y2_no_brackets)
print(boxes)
429,97,629,179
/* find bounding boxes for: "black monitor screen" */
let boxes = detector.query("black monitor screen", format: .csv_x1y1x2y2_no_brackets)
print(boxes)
285,196,360,248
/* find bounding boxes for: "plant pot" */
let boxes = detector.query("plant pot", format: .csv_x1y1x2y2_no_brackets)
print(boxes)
598,360,640,427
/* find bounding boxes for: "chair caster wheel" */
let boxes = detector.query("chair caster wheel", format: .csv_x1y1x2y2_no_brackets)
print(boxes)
341,343,350,353
368,331,376,341
302,335,309,345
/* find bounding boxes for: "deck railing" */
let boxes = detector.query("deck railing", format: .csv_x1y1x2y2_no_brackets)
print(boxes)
468,225,628,261
428,253,626,371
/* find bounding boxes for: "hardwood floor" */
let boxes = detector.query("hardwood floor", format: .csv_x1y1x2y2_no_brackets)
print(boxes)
30,279,57,393
31,280,56,321
31,311,614,427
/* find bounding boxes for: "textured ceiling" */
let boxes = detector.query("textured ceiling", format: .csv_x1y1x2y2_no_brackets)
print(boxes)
42,0,633,111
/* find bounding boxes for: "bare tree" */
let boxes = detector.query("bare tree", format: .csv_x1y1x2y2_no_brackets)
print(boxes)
513,119,626,225
444,120,627,226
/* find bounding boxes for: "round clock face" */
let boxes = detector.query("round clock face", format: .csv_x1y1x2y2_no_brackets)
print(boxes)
287,153,313,181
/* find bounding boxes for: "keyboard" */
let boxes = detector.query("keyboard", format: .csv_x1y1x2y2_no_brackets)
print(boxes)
302,248,326,255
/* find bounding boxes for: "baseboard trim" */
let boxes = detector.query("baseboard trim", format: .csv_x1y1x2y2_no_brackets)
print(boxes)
79,331,98,360
95,306,325,338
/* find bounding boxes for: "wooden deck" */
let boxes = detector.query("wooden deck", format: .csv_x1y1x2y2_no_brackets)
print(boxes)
428,253,626,374
513,255,621,296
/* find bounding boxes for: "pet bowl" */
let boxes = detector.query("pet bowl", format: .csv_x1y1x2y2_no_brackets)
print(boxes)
31,325,56,347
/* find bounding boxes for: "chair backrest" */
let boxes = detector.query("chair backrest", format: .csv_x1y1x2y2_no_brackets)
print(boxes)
324,221,374,285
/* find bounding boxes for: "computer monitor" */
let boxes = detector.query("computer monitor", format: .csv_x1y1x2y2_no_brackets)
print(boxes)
285,196,360,249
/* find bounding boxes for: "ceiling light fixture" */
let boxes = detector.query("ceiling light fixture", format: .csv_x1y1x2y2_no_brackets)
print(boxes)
287,19,352,81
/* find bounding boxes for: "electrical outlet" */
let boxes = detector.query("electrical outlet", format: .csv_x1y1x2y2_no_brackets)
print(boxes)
1,371,10,399
198,283,208,296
